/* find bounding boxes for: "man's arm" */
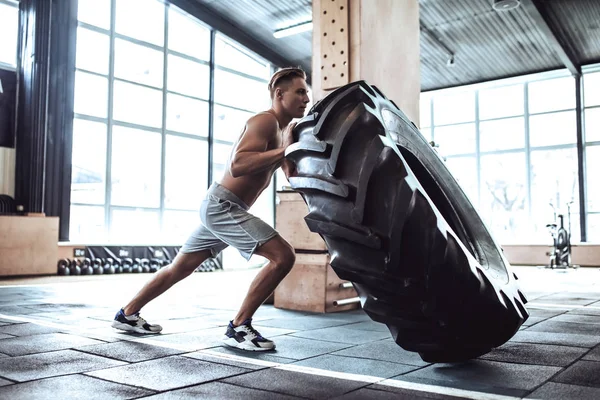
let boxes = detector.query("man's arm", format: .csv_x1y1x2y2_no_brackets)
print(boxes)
280,158,297,180
229,114,283,178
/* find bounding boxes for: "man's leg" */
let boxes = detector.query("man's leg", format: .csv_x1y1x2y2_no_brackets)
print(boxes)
122,250,212,315
232,235,295,326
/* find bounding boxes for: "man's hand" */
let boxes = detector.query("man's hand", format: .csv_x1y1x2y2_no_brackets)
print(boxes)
282,122,297,150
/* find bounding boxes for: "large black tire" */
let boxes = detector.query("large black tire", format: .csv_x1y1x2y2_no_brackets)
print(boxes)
286,81,529,363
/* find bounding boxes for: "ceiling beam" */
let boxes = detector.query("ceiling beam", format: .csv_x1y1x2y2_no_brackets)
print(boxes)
521,0,581,76
167,0,296,72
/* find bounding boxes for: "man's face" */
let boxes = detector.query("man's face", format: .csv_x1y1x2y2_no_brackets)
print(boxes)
279,77,310,118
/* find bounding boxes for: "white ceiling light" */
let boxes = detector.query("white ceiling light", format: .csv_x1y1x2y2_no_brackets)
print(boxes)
492,0,521,11
273,21,313,39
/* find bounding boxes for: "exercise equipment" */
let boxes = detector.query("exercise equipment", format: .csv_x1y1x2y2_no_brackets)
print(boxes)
546,201,579,269
286,80,529,363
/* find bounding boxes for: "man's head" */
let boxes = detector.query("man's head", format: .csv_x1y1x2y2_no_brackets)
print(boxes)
268,67,310,118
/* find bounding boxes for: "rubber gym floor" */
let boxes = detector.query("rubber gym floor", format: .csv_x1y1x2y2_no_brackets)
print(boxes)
0,266,598,399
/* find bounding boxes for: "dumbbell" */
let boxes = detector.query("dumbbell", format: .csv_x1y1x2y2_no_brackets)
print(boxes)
92,258,104,274
149,259,161,273
81,258,94,275
57,259,70,276
113,258,123,274
122,258,133,273
132,258,143,273
140,258,151,273
69,259,82,275
103,258,115,274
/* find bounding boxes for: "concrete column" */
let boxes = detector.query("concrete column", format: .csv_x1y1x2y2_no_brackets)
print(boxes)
312,0,421,125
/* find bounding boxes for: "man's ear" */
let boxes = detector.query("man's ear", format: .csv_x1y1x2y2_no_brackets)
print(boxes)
275,87,284,99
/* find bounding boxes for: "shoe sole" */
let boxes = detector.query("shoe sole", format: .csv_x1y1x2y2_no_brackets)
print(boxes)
222,336,275,352
111,321,162,334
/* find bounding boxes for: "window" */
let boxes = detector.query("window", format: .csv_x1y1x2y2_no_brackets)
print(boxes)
214,69,270,112
213,105,252,142
167,55,210,99
586,145,600,213
479,84,524,120
110,208,160,244
74,71,109,118
115,0,165,46
110,125,162,208
530,148,579,241
432,123,476,156
168,7,211,61
529,111,576,147
163,210,200,244
212,142,233,183
114,38,164,88
166,94,209,136
113,81,163,128
419,93,432,128
75,27,110,75
164,135,208,210
215,35,271,79
584,72,600,107
433,90,475,125
444,156,478,205
71,119,107,205
69,205,106,243
479,152,527,243
585,107,600,143
588,213,600,242
0,2,18,67
78,0,111,30
479,117,525,152
528,76,575,113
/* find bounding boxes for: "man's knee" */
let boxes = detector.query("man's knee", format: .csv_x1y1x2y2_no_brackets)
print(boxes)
171,250,211,277
274,241,296,271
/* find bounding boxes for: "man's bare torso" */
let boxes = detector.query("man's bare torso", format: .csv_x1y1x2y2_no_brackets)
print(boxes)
218,111,283,207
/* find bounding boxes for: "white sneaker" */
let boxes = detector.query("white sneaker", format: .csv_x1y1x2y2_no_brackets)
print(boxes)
222,318,275,351
111,308,162,334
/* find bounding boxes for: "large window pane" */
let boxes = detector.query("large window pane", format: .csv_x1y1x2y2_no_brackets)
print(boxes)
167,55,209,99
585,107,600,143
74,71,108,118
215,69,269,112
584,72,600,107
480,117,525,152
76,27,110,75
529,111,576,147
77,0,111,30
213,105,252,142
165,135,208,210
0,3,19,66
529,76,575,113
479,84,524,120
480,152,527,243
166,94,209,136
420,127,432,142
71,119,107,205
168,7,210,61
111,208,160,244
70,205,105,243
444,156,478,205
587,145,600,212
114,39,164,88
419,93,432,128
588,213,600,242
215,36,270,79
111,126,161,208
115,0,165,46
530,148,579,242
433,90,475,125
212,142,233,183
113,81,163,128
163,210,200,244
433,123,476,156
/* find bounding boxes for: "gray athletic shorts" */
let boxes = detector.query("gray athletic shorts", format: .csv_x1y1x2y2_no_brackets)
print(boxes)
180,183,279,260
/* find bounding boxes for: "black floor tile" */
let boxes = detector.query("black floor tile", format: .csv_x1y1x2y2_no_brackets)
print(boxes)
0,334,14,340
257,315,351,331
331,339,429,367
583,344,600,361
291,354,417,378
552,360,600,387
76,340,186,362
510,330,600,348
552,314,600,325
262,335,352,360
333,386,458,400
192,346,298,367
289,325,391,345
222,367,369,399
526,381,600,399
398,359,561,394
0,323,62,336
525,320,600,336
0,374,155,400
86,355,251,391
479,342,588,366
0,333,103,356
142,381,302,399
0,349,126,382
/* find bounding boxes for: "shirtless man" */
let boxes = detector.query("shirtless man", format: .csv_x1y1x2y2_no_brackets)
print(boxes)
111,67,310,351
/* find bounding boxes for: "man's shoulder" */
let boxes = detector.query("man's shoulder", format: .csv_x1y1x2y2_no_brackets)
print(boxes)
246,111,279,135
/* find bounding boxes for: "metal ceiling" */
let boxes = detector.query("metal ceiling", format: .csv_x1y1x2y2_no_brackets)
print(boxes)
179,0,600,91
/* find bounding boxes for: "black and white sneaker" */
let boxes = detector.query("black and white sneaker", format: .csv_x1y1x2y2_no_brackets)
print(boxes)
111,308,163,334
222,318,275,351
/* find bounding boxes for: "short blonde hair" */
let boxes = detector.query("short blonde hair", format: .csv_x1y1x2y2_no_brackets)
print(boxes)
268,67,306,99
